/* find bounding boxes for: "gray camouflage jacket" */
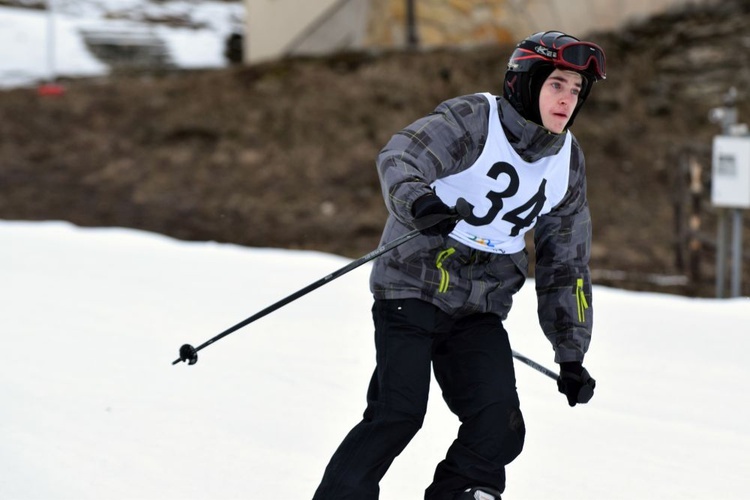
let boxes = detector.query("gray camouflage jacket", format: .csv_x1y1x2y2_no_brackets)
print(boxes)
368,93,593,363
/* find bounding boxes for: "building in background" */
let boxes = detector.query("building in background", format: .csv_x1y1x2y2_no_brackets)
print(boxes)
245,0,369,63
244,0,716,64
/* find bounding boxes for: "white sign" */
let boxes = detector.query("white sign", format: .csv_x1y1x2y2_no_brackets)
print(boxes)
711,135,750,208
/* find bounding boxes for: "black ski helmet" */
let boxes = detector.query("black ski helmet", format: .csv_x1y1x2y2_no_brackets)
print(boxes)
503,31,606,129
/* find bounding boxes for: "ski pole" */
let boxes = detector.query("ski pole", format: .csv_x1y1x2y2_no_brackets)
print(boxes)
173,198,471,366
511,350,557,380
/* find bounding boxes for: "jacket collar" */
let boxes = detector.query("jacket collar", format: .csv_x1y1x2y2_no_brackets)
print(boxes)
497,97,568,163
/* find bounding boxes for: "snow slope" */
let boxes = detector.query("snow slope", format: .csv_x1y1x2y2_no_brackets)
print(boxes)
1,220,748,499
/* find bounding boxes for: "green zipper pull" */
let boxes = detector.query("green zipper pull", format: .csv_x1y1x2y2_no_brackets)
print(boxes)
576,277,589,323
435,248,456,293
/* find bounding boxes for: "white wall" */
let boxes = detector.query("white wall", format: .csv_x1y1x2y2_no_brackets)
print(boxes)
246,0,340,63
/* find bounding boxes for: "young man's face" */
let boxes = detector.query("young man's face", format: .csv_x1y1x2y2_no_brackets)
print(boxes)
538,69,583,133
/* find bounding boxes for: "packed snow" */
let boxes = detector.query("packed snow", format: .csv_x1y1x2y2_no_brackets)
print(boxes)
2,220,749,499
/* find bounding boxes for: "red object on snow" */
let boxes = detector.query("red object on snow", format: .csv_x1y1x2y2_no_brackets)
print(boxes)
37,83,66,97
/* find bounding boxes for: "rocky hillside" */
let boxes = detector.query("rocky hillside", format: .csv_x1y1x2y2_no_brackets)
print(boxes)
2,0,750,297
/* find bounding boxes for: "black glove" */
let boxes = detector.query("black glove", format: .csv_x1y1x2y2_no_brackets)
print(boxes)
412,193,458,237
557,362,596,407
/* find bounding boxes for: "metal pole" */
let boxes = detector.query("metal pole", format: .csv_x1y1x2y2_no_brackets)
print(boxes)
173,199,472,365
731,209,744,297
716,90,735,299
511,350,557,380
46,0,56,82
716,208,727,298
173,226,423,365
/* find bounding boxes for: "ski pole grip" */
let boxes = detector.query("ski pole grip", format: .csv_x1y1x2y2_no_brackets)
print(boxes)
453,197,472,220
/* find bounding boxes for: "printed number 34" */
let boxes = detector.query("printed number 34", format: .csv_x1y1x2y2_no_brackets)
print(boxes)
465,161,547,236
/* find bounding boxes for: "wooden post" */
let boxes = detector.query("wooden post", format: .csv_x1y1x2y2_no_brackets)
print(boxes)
688,155,703,284
406,0,419,49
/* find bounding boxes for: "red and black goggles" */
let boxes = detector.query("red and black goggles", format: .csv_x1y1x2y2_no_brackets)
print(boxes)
518,40,606,81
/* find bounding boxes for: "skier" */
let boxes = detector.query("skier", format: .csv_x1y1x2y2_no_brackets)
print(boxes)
312,30,605,500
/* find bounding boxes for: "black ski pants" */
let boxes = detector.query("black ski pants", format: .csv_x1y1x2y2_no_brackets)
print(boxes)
312,298,525,500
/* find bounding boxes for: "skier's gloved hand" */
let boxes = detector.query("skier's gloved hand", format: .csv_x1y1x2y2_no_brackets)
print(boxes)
557,362,596,407
412,193,457,237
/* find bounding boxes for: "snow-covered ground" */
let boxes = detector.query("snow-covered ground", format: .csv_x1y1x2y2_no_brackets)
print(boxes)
0,0,243,88
2,219,749,499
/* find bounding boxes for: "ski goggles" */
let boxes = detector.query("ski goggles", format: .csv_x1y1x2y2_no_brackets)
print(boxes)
519,40,607,80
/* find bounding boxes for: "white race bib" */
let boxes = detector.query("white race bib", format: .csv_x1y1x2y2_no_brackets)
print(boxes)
433,93,571,253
